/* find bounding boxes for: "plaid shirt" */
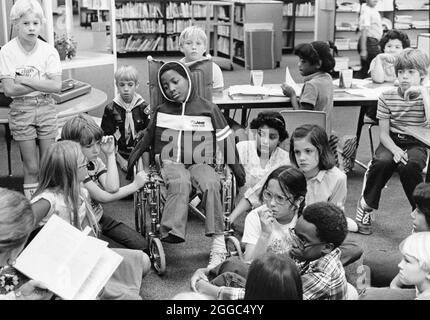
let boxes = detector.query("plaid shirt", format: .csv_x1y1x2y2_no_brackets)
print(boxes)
298,248,347,300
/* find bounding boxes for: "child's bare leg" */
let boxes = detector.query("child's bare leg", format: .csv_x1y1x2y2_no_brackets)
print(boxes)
17,139,39,199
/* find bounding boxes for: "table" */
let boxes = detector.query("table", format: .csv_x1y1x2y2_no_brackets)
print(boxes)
213,82,395,169
0,88,107,176
402,126,430,183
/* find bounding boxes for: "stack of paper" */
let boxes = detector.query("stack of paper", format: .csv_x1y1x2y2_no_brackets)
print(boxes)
284,66,302,96
15,215,123,300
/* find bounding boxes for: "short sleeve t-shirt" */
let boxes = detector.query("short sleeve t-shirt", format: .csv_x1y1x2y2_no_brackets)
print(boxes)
376,88,428,134
242,207,297,255
359,4,383,40
83,157,107,221
300,72,334,134
0,38,62,98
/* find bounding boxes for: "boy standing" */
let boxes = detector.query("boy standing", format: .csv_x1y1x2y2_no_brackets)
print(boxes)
355,49,430,235
101,65,149,172
358,0,383,78
0,0,62,199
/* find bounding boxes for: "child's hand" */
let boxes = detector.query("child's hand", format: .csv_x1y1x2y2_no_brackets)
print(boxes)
258,205,275,235
16,280,53,300
100,136,115,155
379,53,396,64
190,268,209,292
281,83,296,97
392,146,408,165
14,75,27,85
404,86,423,101
134,170,148,188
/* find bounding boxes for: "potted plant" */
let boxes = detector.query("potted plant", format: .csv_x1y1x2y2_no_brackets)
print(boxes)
54,34,77,60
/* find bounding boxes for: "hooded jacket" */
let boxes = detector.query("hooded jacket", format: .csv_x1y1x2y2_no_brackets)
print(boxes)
101,93,149,158
128,61,245,187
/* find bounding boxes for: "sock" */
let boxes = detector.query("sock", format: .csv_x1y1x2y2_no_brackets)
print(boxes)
211,234,227,253
23,183,39,200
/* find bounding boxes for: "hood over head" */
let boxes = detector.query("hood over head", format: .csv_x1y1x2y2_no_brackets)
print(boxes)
157,61,196,104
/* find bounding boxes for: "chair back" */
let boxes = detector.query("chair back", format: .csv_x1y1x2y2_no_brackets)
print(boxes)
280,110,327,135
146,56,213,112
279,110,327,151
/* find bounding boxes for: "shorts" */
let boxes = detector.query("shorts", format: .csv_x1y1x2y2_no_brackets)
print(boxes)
8,95,58,141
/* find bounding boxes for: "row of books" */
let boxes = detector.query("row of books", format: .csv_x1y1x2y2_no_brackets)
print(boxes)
217,25,232,38
234,5,244,23
116,2,163,19
117,35,164,52
82,0,110,10
217,36,231,56
166,19,192,33
283,2,315,16
192,4,230,20
166,2,192,19
116,20,165,34
234,41,244,59
166,35,180,51
233,25,244,41
335,38,359,50
396,0,429,10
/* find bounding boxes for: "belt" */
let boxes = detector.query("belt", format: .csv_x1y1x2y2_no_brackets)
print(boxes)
13,94,52,102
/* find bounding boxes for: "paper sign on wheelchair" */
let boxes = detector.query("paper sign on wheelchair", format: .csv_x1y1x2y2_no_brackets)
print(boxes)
14,215,123,300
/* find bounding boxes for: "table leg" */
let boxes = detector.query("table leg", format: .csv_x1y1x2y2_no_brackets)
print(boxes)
241,106,248,128
354,103,374,170
426,157,430,183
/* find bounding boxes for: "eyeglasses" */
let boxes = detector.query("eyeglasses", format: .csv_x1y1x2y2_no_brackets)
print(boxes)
262,189,295,206
290,228,326,251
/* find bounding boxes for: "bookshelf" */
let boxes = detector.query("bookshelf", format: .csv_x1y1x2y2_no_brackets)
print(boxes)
333,0,394,71
394,0,430,48
282,0,317,53
115,0,192,55
191,1,234,64
232,0,283,68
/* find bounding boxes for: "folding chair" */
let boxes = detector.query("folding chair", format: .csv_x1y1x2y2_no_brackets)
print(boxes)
280,110,327,134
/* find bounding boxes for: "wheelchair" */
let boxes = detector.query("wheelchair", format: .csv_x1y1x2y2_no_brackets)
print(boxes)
133,56,242,275
133,156,243,276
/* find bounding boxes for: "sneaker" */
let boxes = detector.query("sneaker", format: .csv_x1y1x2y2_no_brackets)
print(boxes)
207,250,227,270
161,233,185,243
355,199,373,235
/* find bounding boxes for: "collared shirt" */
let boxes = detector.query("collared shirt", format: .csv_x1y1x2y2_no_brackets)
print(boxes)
306,167,347,211
297,248,347,300
300,72,334,134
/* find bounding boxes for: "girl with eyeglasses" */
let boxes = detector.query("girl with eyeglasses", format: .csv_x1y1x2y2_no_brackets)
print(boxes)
28,140,151,299
240,165,307,262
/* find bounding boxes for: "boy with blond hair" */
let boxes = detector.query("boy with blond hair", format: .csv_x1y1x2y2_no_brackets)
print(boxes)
354,49,430,235
101,65,149,172
179,25,224,90
0,0,62,199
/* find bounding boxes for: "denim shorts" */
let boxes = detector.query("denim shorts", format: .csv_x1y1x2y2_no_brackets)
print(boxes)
8,95,58,141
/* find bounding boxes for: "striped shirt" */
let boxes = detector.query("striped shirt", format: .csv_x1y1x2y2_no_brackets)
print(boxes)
377,88,428,134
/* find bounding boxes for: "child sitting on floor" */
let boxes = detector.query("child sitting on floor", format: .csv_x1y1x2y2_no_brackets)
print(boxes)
191,202,349,300
60,114,149,251
397,232,430,300
30,141,151,300
354,49,430,235
127,61,245,269
101,65,149,172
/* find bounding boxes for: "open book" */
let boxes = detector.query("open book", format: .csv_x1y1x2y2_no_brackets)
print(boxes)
14,215,123,300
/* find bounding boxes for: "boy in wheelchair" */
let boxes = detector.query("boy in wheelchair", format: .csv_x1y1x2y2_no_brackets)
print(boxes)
128,61,246,269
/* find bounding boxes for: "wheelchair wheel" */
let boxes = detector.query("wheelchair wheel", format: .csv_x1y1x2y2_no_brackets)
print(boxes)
225,235,243,260
150,237,166,276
